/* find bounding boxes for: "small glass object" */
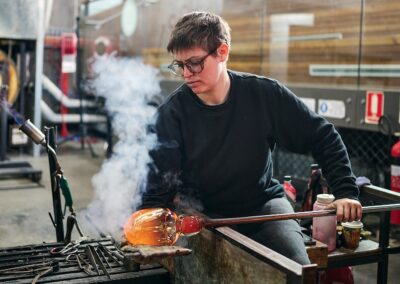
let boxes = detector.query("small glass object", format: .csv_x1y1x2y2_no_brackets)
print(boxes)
124,208,204,246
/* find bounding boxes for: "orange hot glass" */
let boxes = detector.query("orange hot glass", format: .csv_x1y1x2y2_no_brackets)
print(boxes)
124,208,204,246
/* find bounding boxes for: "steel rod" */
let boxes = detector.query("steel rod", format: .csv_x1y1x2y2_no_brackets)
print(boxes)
204,204,400,228
46,127,64,242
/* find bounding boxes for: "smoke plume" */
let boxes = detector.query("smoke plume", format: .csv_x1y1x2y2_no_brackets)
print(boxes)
82,55,161,239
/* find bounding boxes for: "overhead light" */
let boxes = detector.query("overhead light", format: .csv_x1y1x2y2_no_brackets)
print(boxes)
121,0,138,37
272,33,343,43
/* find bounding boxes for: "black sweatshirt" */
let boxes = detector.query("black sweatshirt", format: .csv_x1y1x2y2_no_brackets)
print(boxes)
141,70,359,217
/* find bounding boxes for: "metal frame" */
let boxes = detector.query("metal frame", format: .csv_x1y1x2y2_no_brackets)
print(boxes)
170,184,400,283
212,226,318,283
309,184,400,284
327,184,400,284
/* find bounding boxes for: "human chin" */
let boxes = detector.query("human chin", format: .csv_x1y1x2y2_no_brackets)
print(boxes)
188,86,203,94
186,81,203,92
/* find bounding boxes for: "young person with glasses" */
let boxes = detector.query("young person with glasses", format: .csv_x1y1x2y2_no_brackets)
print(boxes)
141,11,362,265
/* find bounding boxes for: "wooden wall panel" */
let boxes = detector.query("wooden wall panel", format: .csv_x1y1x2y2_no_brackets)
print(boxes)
142,0,400,88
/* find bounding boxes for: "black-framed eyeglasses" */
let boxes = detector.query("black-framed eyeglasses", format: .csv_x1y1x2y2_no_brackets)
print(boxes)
167,47,218,77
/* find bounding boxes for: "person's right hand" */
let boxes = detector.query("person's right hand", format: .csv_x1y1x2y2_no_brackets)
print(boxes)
325,198,362,222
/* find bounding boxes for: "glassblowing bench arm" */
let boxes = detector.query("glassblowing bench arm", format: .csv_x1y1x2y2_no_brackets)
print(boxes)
19,119,65,241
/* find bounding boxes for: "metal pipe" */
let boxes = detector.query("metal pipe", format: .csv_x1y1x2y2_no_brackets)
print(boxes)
33,0,46,157
76,14,85,150
19,42,26,124
19,119,46,145
204,204,400,228
42,75,97,108
0,103,7,161
0,86,7,161
40,100,106,124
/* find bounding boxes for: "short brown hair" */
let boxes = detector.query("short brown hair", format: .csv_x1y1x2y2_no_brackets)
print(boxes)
167,12,231,54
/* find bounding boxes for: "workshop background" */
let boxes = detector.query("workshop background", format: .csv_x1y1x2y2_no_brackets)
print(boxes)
0,0,399,283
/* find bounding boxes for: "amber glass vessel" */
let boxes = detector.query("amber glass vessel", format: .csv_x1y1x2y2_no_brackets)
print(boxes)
124,208,204,246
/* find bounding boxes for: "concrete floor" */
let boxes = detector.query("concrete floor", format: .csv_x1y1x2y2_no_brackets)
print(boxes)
0,141,103,246
0,140,399,283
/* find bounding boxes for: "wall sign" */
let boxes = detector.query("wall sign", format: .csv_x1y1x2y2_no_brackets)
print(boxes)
365,91,384,124
318,99,346,119
299,97,316,112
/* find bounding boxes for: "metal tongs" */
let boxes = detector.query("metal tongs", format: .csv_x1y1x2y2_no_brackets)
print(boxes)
0,260,59,284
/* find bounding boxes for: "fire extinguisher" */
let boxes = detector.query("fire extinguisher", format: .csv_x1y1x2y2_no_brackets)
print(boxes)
390,133,400,224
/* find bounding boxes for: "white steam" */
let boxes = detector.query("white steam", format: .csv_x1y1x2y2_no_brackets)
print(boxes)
82,55,161,239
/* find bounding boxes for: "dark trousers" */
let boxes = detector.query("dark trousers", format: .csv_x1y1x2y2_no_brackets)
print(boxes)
236,197,311,265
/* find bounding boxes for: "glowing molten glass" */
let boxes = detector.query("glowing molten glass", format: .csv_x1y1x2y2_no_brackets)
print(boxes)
124,208,204,246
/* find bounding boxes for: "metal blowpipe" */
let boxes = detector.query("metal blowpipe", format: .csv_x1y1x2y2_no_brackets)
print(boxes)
124,204,400,246
203,204,400,227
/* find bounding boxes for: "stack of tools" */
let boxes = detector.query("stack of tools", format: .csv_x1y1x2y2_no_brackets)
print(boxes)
0,237,170,283
49,238,123,279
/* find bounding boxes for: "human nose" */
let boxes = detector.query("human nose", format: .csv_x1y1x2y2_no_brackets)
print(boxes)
182,65,193,78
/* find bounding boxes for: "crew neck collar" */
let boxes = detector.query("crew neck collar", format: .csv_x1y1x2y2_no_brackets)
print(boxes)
188,71,234,109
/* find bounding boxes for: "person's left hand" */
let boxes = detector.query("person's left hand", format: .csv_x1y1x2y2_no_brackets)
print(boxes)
325,198,362,222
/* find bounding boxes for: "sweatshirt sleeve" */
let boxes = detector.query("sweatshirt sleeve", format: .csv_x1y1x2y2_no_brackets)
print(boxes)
139,104,183,209
268,81,359,200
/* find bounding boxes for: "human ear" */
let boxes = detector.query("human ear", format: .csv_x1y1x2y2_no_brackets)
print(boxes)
217,43,229,61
